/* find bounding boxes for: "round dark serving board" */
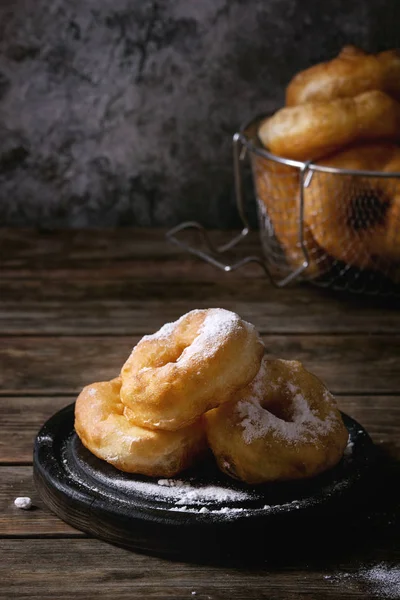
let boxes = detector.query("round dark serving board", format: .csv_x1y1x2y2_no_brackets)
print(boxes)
34,404,377,560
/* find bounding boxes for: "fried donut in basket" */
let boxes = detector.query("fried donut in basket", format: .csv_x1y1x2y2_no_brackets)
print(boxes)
252,153,331,278
75,378,207,477
303,143,400,269
206,358,348,485
120,309,265,431
368,150,400,262
286,46,400,106
258,90,400,162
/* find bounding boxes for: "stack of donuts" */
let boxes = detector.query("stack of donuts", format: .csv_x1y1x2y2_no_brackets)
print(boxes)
255,46,400,277
75,308,348,484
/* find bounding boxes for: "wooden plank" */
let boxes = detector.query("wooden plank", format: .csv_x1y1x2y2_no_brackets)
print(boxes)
0,335,399,395
0,396,73,462
0,228,179,265
0,228,259,264
1,395,399,464
1,279,400,334
0,538,399,600
1,258,256,282
338,396,400,459
0,229,265,282
0,467,81,536
0,228,263,280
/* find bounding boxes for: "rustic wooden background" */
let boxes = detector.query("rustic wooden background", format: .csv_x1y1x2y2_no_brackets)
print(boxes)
0,228,399,599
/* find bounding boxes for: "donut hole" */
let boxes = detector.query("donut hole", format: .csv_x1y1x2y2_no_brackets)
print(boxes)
260,393,295,423
161,314,206,366
347,185,390,231
168,342,191,364
145,341,192,370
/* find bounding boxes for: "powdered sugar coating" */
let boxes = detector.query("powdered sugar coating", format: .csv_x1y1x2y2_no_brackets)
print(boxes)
169,505,249,516
141,311,201,342
150,478,251,504
141,309,258,363
168,498,308,518
121,307,264,431
362,565,400,598
238,393,337,445
328,564,400,599
344,435,354,456
177,308,257,362
14,497,32,510
97,475,255,510
236,358,338,445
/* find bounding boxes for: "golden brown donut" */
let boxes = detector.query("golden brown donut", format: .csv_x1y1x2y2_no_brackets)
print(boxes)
205,358,348,485
368,151,400,261
252,153,332,278
303,143,400,268
74,378,207,477
120,309,265,431
259,90,400,161
286,46,400,106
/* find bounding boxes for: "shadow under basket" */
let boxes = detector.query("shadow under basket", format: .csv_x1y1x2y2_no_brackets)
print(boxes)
167,115,400,296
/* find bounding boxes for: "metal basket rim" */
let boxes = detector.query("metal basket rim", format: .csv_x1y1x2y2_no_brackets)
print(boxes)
239,113,400,178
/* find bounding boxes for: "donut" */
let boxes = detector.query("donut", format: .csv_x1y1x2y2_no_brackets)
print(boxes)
205,358,348,484
258,90,400,161
286,46,400,106
120,309,265,431
74,378,207,477
303,143,400,268
252,153,332,278
368,150,400,262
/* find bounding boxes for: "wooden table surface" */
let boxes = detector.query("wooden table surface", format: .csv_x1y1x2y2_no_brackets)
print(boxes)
1,228,399,600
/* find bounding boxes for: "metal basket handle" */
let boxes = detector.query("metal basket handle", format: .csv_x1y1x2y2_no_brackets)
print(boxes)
166,133,310,287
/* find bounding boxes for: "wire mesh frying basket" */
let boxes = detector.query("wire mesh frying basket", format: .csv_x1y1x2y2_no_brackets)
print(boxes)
167,115,400,296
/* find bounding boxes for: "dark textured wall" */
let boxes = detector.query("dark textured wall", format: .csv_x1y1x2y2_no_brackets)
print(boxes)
0,0,399,228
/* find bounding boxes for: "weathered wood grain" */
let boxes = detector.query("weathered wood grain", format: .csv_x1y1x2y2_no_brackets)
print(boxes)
2,260,253,282
1,395,399,464
1,335,399,395
0,229,264,281
337,397,400,459
1,228,400,598
0,396,73,462
1,282,399,334
0,538,399,600
0,467,81,536
0,229,259,265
